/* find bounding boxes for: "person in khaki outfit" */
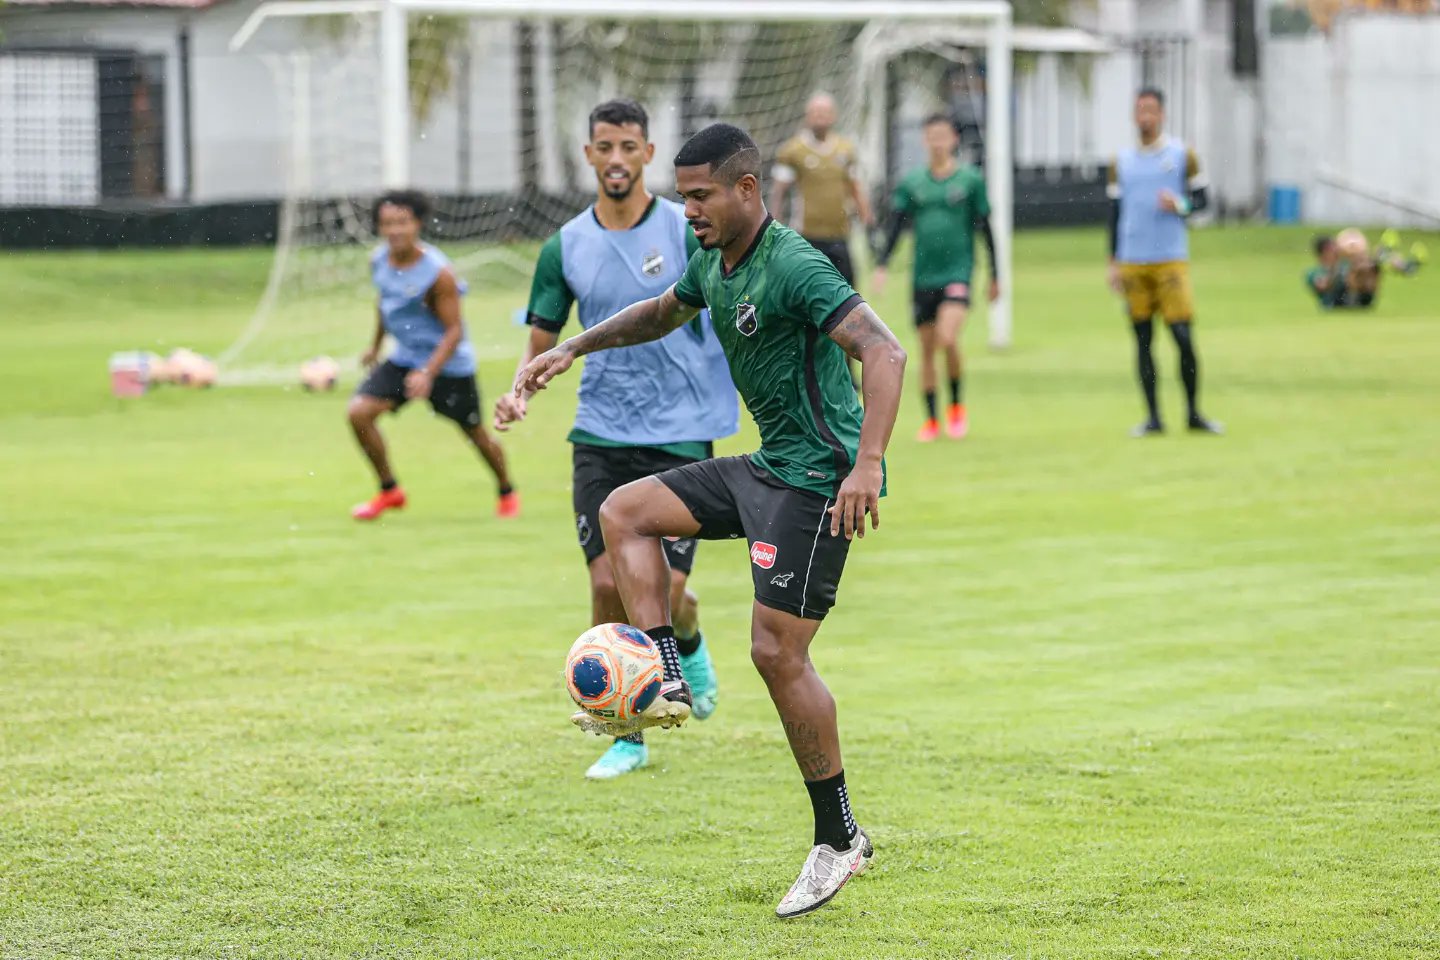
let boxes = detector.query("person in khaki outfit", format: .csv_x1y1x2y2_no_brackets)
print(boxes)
1106,88,1221,437
770,92,874,287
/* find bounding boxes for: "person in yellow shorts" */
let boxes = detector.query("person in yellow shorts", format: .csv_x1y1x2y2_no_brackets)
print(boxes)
1106,88,1221,437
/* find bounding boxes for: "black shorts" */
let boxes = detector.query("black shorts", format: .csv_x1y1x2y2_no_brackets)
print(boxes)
913,283,972,325
356,360,481,428
572,443,711,574
805,237,856,286
657,456,852,621
1333,287,1376,309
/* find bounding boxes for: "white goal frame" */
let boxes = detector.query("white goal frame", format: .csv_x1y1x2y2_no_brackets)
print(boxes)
232,0,1015,347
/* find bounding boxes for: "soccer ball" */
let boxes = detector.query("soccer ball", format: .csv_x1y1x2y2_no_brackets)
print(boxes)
565,623,664,724
1336,228,1369,260
300,356,340,392
168,348,217,388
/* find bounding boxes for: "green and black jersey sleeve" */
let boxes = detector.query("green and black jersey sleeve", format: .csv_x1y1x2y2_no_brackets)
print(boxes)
674,246,709,309
777,247,863,334
525,232,575,333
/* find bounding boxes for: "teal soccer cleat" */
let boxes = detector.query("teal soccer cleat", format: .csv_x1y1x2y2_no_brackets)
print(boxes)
679,633,719,721
584,738,648,780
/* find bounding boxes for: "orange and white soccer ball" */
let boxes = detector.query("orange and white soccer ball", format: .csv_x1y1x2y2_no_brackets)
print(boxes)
1336,228,1369,260
300,356,340,392
565,623,664,724
168,348,216,388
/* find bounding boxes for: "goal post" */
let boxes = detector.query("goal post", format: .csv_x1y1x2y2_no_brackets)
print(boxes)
226,0,1014,379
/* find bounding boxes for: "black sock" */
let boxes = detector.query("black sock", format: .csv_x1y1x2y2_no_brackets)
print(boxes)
805,770,858,850
1170,321,1200,420
924,390,938,422
380,479,398,492
1133,320,1160,424
646,625,682,683
618,733,644,745
498,483,514,496
949,377,963,407
675,630,702,657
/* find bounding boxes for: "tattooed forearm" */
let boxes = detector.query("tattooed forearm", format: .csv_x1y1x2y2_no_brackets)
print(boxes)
827,302,899,359
783,720,833,780
568,286,699,356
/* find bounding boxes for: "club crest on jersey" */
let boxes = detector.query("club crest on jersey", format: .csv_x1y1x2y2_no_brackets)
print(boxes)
946,186,968,206
642,249,665,278
750,541,777,569
736,301,759,337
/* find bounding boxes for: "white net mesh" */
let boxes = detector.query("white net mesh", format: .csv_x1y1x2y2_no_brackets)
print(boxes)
221,12,998,382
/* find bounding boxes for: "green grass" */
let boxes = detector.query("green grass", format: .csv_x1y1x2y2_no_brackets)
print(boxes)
2,227,1438,959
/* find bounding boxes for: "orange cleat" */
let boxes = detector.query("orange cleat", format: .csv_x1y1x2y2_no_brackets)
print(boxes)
916,418,940,443
352,486,406,521
496,490,521,519
946,403,969,439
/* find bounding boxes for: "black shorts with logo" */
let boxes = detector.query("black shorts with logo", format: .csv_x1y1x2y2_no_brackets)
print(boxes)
913,282,972,325
656,456,852,621
356,360,482,428
572,442,710,573
804,237,856,286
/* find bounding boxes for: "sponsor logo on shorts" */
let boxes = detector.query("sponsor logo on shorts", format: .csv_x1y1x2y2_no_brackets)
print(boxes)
576,513,593,547
770,572,794,588
750,541,777,569
944,282,970,300
642,249,665,278
736,301,759,337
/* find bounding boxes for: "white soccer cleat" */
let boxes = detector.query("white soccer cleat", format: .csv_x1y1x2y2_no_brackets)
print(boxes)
570,679,692,737
775,827,874,919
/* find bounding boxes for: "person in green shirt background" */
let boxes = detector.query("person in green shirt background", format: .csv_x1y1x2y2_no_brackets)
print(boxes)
874,113,999,442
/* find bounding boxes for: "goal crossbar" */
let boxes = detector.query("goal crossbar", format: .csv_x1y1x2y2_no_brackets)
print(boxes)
230,0,1015,346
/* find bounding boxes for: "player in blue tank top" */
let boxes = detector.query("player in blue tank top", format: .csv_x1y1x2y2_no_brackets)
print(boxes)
494,100,737,780
348,190,518,520
1106,88,1221,437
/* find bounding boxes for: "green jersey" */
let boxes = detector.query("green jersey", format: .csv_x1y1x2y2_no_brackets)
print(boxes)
1305,265,1346,308
674,218,879,498
892,163,990,290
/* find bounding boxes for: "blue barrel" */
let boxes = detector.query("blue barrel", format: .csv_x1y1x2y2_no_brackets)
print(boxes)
1269,185,1302,223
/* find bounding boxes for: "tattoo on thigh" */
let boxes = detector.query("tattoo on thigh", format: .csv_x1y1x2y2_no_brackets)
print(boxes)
783,720,832,780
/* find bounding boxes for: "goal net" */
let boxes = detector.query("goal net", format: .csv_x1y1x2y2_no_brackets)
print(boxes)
223,0,1012,383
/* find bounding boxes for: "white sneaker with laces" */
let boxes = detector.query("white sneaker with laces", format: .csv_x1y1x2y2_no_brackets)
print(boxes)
775,827,874,919
571,679,692,737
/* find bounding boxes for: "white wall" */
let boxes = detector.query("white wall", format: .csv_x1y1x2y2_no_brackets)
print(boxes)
1263,17,1440,225
0,7,188,200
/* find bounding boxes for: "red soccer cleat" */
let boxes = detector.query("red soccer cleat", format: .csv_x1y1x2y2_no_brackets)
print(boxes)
496,490,521,519
351,486,406,521
946,403,969,439
916,418,940,443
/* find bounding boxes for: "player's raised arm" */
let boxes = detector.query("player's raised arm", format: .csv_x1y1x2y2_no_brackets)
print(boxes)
512,284,700,396
825,301,907,539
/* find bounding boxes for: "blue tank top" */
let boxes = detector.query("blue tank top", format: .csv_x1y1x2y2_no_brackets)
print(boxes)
370,244,475,377
1116,137,1191,264
561,199,738,446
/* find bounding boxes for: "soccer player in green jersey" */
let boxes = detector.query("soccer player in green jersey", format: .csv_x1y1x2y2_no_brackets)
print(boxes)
874,113,999,442
515,124,907,919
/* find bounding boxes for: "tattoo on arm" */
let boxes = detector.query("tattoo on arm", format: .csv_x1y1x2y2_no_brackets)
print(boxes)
572,285,699,355
783,720,832,780
827,302,900,361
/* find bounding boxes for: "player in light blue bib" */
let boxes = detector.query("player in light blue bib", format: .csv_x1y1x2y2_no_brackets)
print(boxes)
494,100,738,780
1106,88,1221,437
349,190,517,520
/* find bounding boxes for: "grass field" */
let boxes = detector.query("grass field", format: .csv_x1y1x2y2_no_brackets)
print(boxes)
3,227,1438,959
